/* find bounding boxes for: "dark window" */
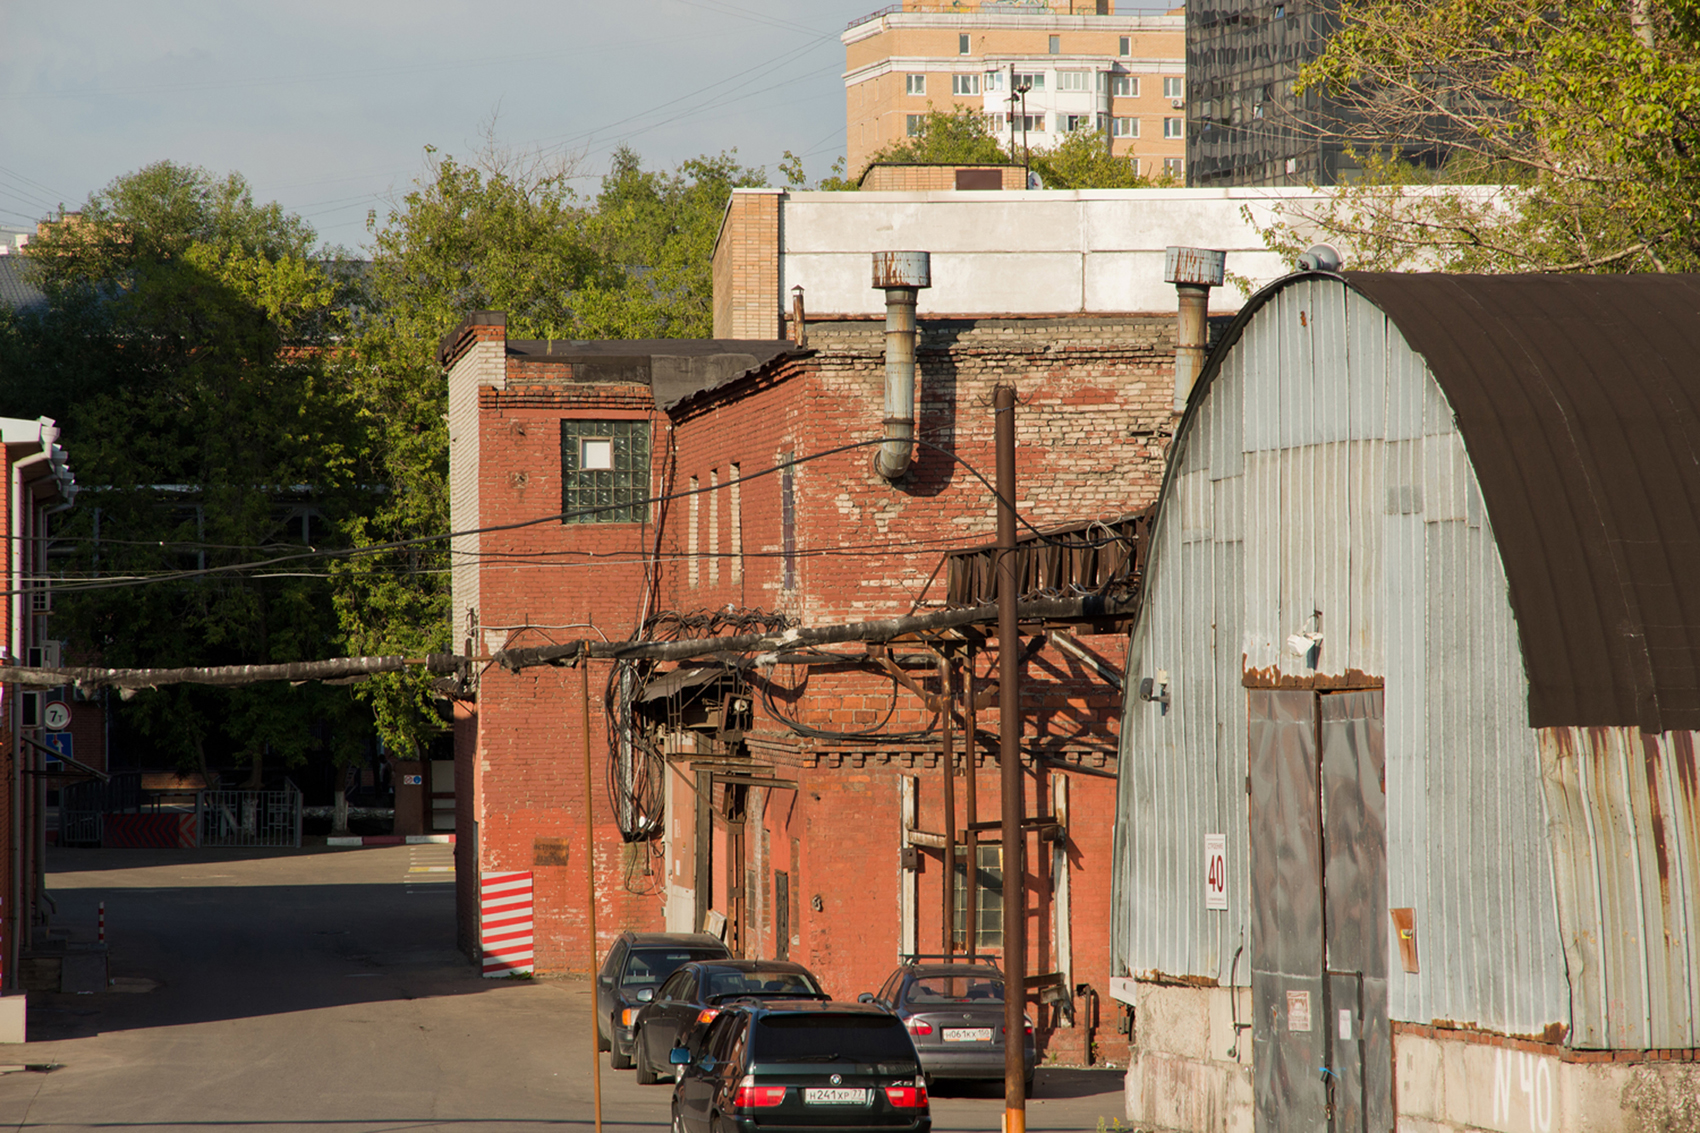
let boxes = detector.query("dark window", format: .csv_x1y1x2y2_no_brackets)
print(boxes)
752,1014,917,1062
562,420,650,524
780,458,797,590
904,975,1005,1005
621,948,723,989
658,970,691,1001
956,169,1003,190
952,844,1004,949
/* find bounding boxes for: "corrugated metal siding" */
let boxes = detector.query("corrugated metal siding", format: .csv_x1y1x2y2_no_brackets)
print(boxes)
1539,727,1700,1048
1111,279,1571,1038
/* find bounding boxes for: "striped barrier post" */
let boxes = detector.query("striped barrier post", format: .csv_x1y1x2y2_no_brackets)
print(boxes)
98,902,105,944
479,871,534,977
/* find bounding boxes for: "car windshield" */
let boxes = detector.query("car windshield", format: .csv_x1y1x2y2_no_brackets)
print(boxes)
753,1014,917,1064
705,970,821,1000
905,975,1005,1005
622,949,722,989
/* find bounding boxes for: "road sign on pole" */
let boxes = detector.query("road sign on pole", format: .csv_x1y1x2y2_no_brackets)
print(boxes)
43,701,70,731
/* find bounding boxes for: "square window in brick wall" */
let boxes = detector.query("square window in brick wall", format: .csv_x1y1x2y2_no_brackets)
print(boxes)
561,420,650,524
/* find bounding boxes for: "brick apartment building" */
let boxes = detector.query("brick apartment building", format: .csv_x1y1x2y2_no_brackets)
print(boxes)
842,0,1185,179
445,185,1263,1064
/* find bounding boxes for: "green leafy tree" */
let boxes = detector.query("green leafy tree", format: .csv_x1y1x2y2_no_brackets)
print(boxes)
1032,127,1166,189
836,106,1155,189
1256,0,1700,271
0,161,372,783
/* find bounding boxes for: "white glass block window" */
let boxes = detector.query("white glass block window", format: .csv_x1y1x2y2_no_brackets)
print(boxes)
953,74,980,96
1112,75,1138,97
1057,70,1089,92
906,74,926,96
562,421,650,524
1164,116,1184,138
1113,116,1139,138
1164,76,1184,99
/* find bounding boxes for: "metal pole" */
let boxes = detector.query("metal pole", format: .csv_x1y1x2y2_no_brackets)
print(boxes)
940,654,955,954
582,655,603,1133
964,648,979,959
995,385,1026,1130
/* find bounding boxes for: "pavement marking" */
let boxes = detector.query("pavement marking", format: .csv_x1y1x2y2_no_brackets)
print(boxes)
405,842,455,895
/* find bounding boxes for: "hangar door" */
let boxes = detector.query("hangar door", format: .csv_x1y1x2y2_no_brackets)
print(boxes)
1248,689,1390,1133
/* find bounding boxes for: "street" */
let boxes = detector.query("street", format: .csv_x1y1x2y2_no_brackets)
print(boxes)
0,846,1129,1133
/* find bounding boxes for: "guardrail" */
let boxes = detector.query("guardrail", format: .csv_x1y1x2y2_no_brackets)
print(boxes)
848,4,901,28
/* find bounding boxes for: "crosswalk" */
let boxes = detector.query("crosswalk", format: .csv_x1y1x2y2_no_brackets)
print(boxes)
405,840,455,896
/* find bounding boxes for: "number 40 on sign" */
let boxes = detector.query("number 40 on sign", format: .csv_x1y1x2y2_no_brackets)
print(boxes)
1205,834,1228,910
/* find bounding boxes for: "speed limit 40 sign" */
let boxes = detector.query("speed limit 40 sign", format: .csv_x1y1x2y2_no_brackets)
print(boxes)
43,701,71,732
1204,834,1228,910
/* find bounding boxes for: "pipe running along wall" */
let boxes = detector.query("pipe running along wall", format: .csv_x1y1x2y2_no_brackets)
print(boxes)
871,251,931,481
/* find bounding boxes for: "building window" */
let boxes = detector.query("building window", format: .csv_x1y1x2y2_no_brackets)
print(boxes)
562,420,649,524
1057,70,1089,92
1165,157,1185,176
1112,74,1138,97
1064,113,1092,132
984,69,1005,92
1014,71,1045,92
1119,35,1130,56
1164,76,1183,100
906,73,926,96
953,845,1004,950
1164,116,1184,138
959,33,970,55
953,73,980,96
1048,34,1060,54
906,114,924,136
990,112,1006,133
1012,113,1046,133
1113,116,1139,138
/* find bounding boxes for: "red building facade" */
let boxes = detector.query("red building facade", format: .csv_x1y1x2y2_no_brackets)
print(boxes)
446,303,1177,1064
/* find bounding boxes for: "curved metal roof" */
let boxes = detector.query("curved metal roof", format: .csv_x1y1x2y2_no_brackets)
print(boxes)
1189,271,1700,731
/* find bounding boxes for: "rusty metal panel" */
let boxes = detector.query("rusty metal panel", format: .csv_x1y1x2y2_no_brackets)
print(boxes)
1537,727,1700,1049
1248,689,1326,1133
870,250,931,289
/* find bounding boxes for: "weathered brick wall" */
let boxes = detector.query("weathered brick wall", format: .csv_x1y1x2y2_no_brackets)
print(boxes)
859,165,1028,191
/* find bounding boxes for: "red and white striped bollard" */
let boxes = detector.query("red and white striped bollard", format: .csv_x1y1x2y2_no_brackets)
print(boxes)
98,901,105,944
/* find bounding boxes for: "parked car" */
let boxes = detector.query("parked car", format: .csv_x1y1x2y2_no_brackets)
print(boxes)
632,958,829,1084
859,956,1035,1091
669,1000,931,1133
597,931,731,1069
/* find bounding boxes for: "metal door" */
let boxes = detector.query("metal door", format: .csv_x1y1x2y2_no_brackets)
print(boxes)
1248,689,1390,1133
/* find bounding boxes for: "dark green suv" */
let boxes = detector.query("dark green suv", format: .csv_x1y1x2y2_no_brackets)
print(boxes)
598,931,730,1069
670,1000,930,1133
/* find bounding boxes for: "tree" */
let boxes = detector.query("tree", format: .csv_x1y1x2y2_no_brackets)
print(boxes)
1256,0,1700,272
0,161,374,784
838,106,1158,189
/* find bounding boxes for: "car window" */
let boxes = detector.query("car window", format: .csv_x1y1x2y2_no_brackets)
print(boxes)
709,1013,745,1062
876,971,902,1004
621,948,722,989
657,970,689,1002
700,1013,736,1059
602,942,628,979
904,975,1005,1005
704,969,821,1000
751,1014,918,1064
723,1016,750,1071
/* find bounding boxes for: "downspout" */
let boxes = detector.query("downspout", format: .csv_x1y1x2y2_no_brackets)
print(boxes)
9,445,49,976
1164,246,1226,413
871,251,932,481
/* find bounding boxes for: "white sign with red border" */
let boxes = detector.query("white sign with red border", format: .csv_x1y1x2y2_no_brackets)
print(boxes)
1205,833,1228,910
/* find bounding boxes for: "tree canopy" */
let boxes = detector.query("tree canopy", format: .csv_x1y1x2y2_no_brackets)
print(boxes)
1257,0,1700,272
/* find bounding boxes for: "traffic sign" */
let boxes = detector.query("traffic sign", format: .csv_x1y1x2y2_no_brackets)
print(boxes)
44,731,72,765
43,701,70,731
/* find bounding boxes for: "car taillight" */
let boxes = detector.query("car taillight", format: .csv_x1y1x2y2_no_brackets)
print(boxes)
906,1019,934,1035
622,1008,639,1027
732,1077,787,1108
885,1085,929,1109
697,1007,720,1025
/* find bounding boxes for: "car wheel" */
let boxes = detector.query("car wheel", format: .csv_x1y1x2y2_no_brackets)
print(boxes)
635,1031,659,1085
1024,1072,1035,1096
610,1041,633,1071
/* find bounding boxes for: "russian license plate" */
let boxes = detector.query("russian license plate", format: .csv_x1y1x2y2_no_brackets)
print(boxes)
942,1027,994,1043
804,1088,868,1104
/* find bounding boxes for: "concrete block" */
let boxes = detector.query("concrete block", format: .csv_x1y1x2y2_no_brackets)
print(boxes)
0,995,24,1043
1138,983,1211,1061
1394,1032,1445,1121
1207,984,1254,1064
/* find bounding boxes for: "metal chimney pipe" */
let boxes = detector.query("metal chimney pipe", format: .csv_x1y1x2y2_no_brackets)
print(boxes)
871,251,932,480
1163,246,1226,413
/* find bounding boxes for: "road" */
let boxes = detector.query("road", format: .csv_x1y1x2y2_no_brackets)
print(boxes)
0,845,1130,1133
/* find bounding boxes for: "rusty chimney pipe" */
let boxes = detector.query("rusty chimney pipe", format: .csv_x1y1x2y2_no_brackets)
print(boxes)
791,285,808,347
871,251,931,480
1164,246,1226,414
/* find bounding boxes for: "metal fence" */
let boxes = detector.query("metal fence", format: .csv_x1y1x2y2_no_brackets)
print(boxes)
195,784,303,848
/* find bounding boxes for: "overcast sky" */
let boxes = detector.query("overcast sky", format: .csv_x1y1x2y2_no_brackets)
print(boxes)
0,0,891,252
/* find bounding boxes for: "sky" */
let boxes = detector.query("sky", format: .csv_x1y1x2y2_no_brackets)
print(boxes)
0,0,891,252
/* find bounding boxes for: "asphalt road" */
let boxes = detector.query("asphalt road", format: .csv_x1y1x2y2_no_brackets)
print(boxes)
0,845,1129,1133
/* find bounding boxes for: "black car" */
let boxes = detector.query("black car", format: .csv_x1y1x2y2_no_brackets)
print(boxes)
669,1000,931,1133
859,957,1035,1090
632,959,829,1084
597,931,731,1069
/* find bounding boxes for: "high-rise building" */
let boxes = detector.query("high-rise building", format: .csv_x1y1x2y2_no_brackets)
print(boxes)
842,1,1186,181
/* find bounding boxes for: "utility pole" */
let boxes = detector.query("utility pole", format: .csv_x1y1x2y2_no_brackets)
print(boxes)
995,385,1026,1133
582,653,603,1133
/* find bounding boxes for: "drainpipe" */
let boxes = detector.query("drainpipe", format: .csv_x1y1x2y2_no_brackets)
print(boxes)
10,444,49,970
871,251,932,481
1164,246,1226,413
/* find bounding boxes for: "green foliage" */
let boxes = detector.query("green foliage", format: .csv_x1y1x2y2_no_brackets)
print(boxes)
1265,0,1700,271
0,161,372,777
838,107,1155,190
1031,128,1161,189
866,107,1011,168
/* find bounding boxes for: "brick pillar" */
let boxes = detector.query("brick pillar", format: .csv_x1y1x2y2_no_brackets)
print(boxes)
712,189,784,339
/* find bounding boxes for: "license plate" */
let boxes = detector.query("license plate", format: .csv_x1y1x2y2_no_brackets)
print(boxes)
942,1027,994,1042
804,1088,868,1104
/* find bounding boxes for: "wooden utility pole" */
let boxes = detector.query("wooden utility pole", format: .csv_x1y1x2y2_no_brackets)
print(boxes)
582,657,603,1133
940,653,956,954
995,384,1026,1132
